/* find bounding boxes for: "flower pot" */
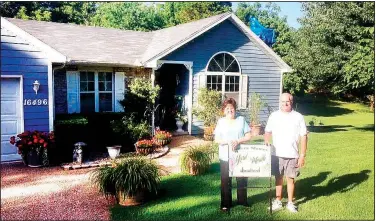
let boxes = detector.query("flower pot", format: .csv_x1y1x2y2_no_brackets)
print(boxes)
27,150,43,167
154,138,170,146
136,146,154,155
203,126,215,141
175,119,184,132
117,190,145,206
189,161,199,175
107,145,121,159
251,124,263,136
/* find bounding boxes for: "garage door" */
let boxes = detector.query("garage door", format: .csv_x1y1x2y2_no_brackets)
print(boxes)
1,78,22,162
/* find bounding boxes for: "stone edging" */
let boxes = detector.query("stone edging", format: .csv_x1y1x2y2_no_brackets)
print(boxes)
61,145,170,170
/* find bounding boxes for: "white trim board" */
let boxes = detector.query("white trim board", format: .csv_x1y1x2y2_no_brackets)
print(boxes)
155,60,193,135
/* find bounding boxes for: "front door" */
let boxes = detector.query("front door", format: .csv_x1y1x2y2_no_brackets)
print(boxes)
1,77,22,162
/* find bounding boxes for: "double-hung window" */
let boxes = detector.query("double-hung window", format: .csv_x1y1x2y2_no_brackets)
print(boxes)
79,71,113,113
206,52,241,102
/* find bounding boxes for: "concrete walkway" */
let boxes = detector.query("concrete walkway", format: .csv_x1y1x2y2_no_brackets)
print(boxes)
153,135,212,175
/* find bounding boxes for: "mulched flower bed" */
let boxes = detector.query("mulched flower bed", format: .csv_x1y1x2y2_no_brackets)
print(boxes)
61,146,169,170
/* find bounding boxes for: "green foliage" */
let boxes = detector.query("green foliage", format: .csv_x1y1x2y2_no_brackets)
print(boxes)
91,2,166,31
129,78,160,105
159,2,232,27
249,92,267,125
119,77,160,121
179,144,216,175
288,2,375,98
192,88,222,127
2,2,97,24
111,115,151,144
90,157,160,198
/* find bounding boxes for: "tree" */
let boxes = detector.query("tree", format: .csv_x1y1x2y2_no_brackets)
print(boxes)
288,2,374,98
235,3,303,94
159,2,232,27
1,2,97,24
90,2,166,31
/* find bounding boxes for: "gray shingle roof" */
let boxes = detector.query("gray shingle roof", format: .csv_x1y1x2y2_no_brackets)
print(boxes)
3,13,231,66
5,18,154,66
141,12,231,64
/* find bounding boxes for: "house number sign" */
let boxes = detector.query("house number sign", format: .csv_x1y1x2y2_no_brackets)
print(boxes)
24,99,48,106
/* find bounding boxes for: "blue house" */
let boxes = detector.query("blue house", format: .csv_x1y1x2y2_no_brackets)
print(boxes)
1,12,292,161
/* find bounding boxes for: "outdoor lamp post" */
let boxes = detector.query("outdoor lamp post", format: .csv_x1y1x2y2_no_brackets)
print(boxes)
33,80,40,94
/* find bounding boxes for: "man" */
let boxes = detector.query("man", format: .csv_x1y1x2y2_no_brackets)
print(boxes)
264,93,308,213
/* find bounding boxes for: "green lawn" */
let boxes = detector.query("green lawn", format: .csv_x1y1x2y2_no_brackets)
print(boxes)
111,99,374,220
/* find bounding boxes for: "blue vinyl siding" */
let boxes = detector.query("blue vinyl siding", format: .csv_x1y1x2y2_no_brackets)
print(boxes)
162,20,282,134
1,27,50,132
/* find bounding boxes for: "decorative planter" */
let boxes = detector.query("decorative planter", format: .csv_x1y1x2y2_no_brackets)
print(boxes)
203,126,215,141
27,150,43,167
118,190,145,206
154,138,171,146
189,161,199,175
135,146,155,155
251,124,263,136
107,145,121,159
175,118,184,132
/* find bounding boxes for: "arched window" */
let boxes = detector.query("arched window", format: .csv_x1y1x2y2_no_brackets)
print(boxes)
206,52,241,103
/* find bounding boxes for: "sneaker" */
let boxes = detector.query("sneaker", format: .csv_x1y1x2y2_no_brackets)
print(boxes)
269,199,283,212
286,202,298,213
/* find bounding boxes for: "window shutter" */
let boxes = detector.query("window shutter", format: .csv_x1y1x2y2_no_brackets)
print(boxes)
66,71,79,113
240,75,248,109
198,74,206,88
114,72,125,112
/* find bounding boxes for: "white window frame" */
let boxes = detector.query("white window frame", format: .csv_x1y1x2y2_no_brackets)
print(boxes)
205,52,242,103
78,71,114,113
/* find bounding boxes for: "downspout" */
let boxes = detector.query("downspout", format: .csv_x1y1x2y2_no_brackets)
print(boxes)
52,62,67,121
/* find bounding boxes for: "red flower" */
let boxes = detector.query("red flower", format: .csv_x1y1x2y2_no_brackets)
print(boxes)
28,141,33,145
10,136,15,145
39,139,45,144
33,139,38,143
33,135,37,139
43,142,48,148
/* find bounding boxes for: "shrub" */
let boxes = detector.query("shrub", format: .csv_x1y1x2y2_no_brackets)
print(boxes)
54,113,124,163
90,157,160,203
192,88,222,127
180,144,216,175
111,115,151,145
249,92,267,125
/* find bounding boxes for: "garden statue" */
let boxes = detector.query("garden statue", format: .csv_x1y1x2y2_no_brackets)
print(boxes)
73,142,86,164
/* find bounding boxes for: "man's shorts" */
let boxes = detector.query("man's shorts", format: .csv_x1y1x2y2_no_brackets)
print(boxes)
271,155,300,178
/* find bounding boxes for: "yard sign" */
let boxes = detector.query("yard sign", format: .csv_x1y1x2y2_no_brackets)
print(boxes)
229,144,271,177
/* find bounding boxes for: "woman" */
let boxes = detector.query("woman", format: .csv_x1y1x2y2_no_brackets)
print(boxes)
214,98,252,212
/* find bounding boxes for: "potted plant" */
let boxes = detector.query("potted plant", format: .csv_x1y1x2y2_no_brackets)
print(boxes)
175,110,188,132
135,139,156,155
107,145,121,159
153,129,172,146
180,144,215,175
9,130,55,167
90,156,160,206
192,88,222,141
249,92,267,136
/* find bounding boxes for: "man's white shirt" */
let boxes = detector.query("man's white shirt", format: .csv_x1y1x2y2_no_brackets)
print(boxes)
265,110,307,158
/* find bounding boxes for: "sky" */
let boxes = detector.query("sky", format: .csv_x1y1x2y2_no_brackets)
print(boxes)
231,2,303,29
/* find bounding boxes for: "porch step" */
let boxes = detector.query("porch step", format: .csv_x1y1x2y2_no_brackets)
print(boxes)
172,131,189,136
